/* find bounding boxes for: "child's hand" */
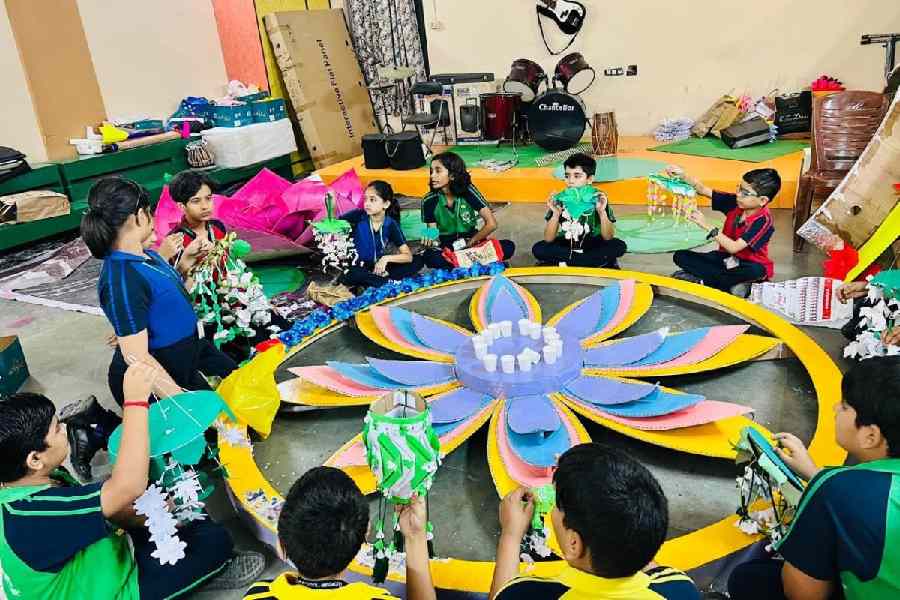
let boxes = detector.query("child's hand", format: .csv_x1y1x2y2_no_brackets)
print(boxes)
121,360,159,405
664,165,685,179
595,193,609,214
106,331,118,348
837,281,868,304
397,494,428,539
373,257,390,276
884,326,900,346
158,234,183,261
498,486,534,541
687,209,708,230
546,195,562,217
773,433,819,480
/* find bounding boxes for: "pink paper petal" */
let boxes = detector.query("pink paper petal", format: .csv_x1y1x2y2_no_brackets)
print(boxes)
619,325,749,371
572,397,752,431
152,186,184,248
329,438,367,468
288,366,382,397
594,279,635,338
495,401,557,487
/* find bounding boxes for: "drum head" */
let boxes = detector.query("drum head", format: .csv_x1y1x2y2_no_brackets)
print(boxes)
503,80,536,102
527,90,587,152
566,68,595,95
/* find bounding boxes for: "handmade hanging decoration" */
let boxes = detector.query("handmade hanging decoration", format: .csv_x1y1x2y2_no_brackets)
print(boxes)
362,390,441,582
109,389,236,565
313,191,357,279
844,270,900,360
552,186,602,243
646,173,697,226
734,427,805,547
520,483,556,560
190,233,280,349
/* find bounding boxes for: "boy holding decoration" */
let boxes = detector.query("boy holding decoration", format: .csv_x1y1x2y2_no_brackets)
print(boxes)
728,357,900,600
532,153,626,268
670,166,780,297
0,363,257,599
489,443,700,600
244,466,436,600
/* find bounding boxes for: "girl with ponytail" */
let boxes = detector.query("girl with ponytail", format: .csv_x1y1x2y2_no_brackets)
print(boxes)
72,177,238,479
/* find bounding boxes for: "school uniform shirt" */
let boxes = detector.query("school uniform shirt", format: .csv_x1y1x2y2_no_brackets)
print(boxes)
495,565,700,600
98,249,197,350
712,191,774,279
421,185,489,241
340,209,407,264
168,218,227,247
776,459,900,600
0,470,139,599
243,572,398,600
545,186,616,240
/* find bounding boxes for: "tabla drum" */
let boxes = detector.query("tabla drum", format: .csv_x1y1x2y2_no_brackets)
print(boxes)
554,52,596,95
503,59,546,103
591,112,618,156
481,92,521,141
528,89,587,151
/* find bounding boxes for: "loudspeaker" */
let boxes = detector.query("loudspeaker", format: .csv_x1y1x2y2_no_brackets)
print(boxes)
362,134,390,169
459,104,481,133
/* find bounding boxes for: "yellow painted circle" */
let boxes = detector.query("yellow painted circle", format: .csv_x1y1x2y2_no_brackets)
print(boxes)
221,267,845,592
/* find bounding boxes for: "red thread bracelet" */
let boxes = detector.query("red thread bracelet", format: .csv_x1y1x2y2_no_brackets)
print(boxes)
123,400,150,409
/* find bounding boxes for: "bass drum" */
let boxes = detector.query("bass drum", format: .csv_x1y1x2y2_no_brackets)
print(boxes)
527,89,587,151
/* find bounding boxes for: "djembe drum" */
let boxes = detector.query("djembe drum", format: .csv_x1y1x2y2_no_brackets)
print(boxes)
591,112,618,156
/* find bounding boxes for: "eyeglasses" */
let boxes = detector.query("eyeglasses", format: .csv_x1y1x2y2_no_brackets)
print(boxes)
736,185,759,197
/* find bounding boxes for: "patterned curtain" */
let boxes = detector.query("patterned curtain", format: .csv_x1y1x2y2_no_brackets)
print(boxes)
344,0,429,130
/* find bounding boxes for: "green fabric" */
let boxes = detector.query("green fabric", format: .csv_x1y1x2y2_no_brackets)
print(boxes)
649,136,808,163
614,214,724,254
255,265,306,298
551,187,615,239
432,193,479,237
400,209,428,241
777,459,900,600
435,144,553,169
0,476,139,600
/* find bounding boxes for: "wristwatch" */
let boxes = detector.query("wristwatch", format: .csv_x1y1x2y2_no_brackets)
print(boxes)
706,227,719,240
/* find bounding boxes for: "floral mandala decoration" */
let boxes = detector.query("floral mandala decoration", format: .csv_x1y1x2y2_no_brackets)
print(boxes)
280,274,781,497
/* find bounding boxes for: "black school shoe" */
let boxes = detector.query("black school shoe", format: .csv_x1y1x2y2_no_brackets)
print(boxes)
671,270,703,284
60,395,121,482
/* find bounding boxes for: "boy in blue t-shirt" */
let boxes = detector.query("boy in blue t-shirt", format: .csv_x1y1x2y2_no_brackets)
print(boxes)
728,357,900,600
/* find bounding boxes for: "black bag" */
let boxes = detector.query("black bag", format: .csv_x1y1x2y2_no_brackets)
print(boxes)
362,134,390,169
385,131,425,170
774,91,812,135
721,117,772,149
0,147,30,185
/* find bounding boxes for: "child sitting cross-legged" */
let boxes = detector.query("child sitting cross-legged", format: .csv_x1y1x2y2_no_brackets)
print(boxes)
489,443,700,600
671,166,780,297
532,153,626,268
244,466,436,600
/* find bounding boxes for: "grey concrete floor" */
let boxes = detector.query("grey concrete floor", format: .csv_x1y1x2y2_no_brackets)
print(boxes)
0,204,852,598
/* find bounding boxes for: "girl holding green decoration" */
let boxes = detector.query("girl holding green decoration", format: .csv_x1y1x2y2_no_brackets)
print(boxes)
340,181,424,289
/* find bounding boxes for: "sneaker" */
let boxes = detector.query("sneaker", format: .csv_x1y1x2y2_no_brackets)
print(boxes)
729,283,751,298
66,422,96,482
203,551,267,591
671,270,703,284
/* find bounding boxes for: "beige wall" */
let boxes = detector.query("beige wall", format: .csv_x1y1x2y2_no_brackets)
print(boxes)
0,2,46,163
423,0,900,135
76,0,227,121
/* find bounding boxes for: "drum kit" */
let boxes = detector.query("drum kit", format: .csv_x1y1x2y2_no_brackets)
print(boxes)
477,52,599,152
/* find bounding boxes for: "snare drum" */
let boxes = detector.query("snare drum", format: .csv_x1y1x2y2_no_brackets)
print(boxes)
503,59,546,103
554,52,596,95
480,92,521,141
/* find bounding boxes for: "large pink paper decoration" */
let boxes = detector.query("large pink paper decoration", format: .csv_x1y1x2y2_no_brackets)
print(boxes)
153,186,184,246
223,169,292,232
281,169,365,245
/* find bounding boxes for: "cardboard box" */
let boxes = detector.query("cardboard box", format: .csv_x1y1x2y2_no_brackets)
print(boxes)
798,93,900,250
264,9,378,168
0,336,29,396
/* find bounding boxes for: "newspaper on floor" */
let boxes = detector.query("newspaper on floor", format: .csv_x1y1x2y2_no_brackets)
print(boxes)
750,277,852,329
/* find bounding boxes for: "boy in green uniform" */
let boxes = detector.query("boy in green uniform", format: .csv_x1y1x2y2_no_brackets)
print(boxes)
532,153,626,268
728,357,900,600
0,363,262,599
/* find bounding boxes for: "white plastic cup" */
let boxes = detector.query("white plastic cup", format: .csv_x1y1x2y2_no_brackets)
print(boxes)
518,354,533,372
542,326,557,340
543,345,559,364
528,322,542,340
518,318,531,336
524,348,542,364
501,355,516,374
474,344,488,360
489,323,503,339
481,329,494,344
483,354,498,372
499,320,513,337
552,339,564,354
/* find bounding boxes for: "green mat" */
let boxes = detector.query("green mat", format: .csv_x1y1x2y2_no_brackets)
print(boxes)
255,266,306,298
615,214,725,254
438,144,553,169
649,136,808,163
553,157,669,182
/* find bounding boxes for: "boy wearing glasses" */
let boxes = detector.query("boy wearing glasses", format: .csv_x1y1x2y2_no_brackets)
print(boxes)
670,167,781,297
